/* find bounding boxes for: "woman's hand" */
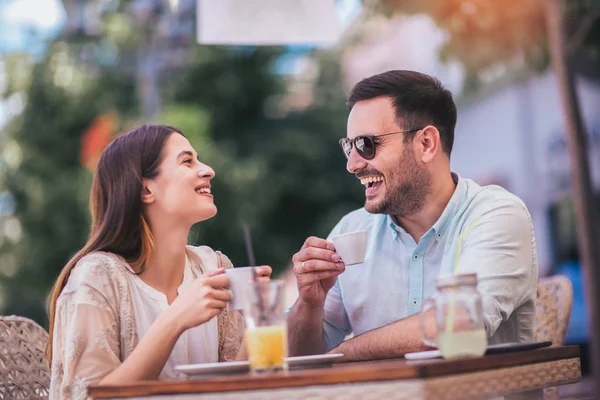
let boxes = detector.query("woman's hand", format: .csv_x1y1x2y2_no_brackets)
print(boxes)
169,269,231,332
255,265,272,281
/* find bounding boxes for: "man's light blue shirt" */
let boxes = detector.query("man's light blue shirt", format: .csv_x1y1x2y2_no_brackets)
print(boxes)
323,173,538,350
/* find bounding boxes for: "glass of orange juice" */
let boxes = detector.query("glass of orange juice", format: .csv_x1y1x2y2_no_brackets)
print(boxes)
243,280,288,373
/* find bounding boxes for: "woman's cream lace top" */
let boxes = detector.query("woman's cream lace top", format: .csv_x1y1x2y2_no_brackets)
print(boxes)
49,245,245,400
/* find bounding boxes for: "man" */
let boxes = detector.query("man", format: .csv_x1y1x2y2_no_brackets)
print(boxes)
287,70,538,361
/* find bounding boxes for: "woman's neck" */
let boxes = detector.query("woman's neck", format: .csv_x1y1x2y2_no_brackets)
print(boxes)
139,222,190,300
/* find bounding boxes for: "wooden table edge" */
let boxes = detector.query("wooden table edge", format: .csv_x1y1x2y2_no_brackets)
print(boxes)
88,345,581,399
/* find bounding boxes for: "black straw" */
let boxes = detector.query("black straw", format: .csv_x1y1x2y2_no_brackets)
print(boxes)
242,223,266,323
242,223,256,267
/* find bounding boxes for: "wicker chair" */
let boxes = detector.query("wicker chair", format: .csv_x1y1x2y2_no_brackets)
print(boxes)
539,275,573,345
0,315,50,400
535,282,560,346
535,283,563,400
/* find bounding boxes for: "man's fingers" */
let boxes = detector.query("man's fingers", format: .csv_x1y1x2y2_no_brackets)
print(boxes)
301,236,335,251
294,259,344,274
303,247,341,263
299,269,344,284
312,270,345,281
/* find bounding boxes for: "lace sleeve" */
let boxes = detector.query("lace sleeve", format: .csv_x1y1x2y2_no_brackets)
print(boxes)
49,257,122,400
215,252,246,362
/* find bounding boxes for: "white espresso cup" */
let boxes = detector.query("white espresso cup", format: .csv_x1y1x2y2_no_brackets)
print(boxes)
224,267,256,311
331,231,367,265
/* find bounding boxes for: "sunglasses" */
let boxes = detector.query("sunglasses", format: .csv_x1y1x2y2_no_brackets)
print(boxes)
339,128,423,160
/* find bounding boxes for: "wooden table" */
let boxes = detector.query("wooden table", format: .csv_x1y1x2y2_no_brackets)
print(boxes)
88,346,582,400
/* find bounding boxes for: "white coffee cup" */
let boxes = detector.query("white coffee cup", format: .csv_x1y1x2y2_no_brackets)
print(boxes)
225,267,256,311
331,231,367,266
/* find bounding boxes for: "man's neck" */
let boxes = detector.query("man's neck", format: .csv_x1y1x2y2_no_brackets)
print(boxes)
394,172,456,243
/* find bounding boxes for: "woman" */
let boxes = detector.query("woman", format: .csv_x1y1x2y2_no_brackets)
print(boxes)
47,124,270,399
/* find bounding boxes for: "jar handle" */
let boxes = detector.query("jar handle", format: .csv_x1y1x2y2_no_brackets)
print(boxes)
420,297,437,347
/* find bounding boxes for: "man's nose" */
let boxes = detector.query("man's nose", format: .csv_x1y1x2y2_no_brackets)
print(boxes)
346,146,367,174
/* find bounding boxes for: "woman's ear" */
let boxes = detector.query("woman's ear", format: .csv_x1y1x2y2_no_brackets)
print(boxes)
141,179,156,204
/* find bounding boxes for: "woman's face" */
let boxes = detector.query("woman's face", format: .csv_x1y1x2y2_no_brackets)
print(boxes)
143,133,217,225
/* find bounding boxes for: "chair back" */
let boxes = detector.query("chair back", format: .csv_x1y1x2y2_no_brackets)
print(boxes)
0,315,50,400
539,275,573,345
535,282,560,345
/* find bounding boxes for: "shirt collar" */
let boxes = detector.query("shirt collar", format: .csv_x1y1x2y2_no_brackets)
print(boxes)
385,172,465,242
387,216,401,240
431,172,465,241
179,254,195,291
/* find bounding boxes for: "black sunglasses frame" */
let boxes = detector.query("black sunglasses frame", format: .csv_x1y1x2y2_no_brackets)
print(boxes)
339,128,423,160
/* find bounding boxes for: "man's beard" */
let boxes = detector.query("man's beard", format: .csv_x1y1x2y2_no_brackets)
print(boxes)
365,148,431,217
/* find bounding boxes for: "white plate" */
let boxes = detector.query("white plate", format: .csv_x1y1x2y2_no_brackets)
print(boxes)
404,349,442,360
287,353,344,367
404,341,554,361
175,360,250,376
175,353,344,377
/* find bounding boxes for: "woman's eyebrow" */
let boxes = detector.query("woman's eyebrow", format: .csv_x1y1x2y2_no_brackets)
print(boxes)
176,150,194,159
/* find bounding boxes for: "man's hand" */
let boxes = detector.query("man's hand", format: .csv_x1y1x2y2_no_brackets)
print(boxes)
292,236,346,309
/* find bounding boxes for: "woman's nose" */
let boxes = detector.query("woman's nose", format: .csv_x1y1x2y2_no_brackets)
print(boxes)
197,163,215,179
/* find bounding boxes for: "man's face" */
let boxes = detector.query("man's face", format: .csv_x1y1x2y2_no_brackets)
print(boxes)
345,97,431,217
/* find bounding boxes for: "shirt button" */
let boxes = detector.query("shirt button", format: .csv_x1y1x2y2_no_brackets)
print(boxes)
413,254,419,260
437,232,442,238
412,299,419,306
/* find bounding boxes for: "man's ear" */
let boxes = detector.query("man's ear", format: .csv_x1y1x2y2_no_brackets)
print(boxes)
418,125,442,163
141,179,156,204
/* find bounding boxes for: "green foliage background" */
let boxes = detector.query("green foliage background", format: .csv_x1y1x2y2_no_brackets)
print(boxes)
1,0,598,328
0,10,363,326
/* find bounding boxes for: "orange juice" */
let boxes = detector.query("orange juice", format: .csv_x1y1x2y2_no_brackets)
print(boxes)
245,325,288,372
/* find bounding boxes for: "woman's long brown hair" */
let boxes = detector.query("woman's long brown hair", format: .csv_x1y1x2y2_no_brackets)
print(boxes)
46,124,183,363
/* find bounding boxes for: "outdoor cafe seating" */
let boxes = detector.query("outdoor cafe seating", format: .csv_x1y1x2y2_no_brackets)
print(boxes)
0,275,589,400
0,276,581,400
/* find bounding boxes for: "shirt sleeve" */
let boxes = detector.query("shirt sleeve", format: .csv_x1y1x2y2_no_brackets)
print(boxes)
323,279,352,350
456,200,538,336
322,216,352,350
49,258,122,400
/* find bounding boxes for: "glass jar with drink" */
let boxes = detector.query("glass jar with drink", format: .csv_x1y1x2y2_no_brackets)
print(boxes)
420,273,487,359
243,280,288,373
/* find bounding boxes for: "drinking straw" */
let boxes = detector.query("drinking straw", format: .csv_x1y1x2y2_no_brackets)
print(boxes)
446,217,481,333
242,223,257,268
242,222,266,324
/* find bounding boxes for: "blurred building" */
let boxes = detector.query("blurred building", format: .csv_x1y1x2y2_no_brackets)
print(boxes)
338,13,600,277
452,71,600,274
331,11,600,346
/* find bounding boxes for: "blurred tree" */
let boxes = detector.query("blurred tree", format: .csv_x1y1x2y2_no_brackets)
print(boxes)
0,43,138,324
373,0,600,91
0,2,361,326
564,0,600,80
380,0,548,72
159,46,362,273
